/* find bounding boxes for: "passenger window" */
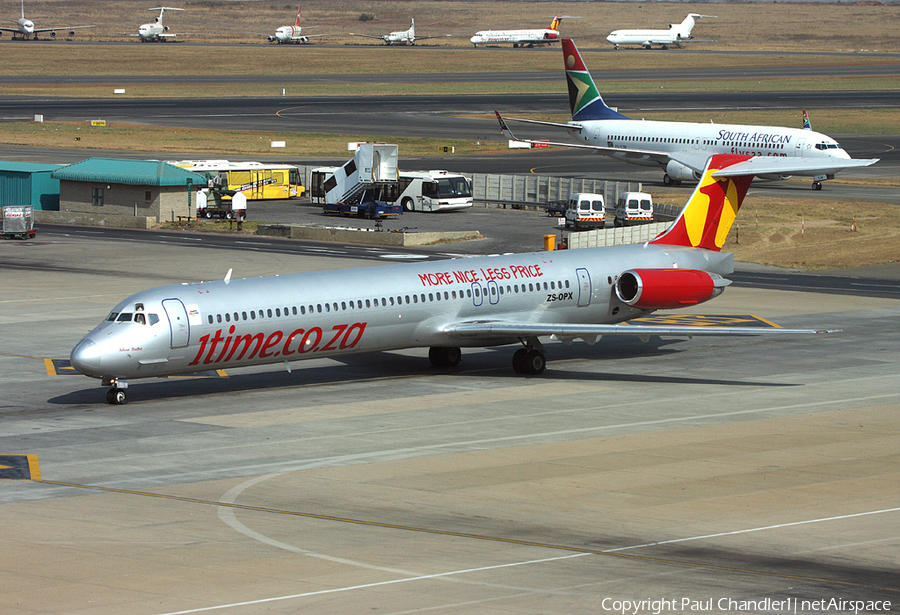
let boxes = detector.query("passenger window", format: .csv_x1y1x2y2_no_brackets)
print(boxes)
267,309,273,318
275,308,281,317
225,313,231,322
216,314,222,323
250,311,256,320
208,315,213,324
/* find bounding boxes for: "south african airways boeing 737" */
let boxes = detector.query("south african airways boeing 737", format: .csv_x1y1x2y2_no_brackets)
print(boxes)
497,39,878,190
70,154,829,405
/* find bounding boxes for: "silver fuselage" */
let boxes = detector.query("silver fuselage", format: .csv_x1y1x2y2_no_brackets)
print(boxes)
70,245,731,382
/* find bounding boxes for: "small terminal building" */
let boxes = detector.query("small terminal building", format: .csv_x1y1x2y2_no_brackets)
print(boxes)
52,158,207,222
0,162,63,210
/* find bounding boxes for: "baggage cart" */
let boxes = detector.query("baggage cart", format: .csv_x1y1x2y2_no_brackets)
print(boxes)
2,206,35,240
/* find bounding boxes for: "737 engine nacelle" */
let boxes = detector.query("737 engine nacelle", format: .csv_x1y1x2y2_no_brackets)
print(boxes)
615,268,730,310
665,160,702,183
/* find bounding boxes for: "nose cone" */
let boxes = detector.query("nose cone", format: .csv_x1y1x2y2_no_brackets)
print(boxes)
71,338,102,377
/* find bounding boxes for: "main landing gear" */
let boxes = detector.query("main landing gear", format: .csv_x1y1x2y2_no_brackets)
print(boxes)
428,342,547,375
103,378,128,405
429,346,462,368
512,345,546,375
812,181,823,190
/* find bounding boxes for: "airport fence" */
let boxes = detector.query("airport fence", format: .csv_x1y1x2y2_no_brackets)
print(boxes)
567,222,672,249
470,174,643,209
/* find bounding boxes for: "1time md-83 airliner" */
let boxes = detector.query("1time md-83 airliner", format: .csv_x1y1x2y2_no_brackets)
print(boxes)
0,0,93,40
71,154,828,404
470,15,577,48
606,13,714,50
497,39,878,190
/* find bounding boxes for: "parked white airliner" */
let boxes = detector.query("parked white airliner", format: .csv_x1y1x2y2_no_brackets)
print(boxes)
266,5,329,44
497,39,878,189
71,154,828,404
350,18,450,46
470,15,577,48
607,13,714,50
133,7,188,42
0,0,93,40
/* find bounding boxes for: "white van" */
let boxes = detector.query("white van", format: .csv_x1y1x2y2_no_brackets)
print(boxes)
614,192,653,227
564,193,605,230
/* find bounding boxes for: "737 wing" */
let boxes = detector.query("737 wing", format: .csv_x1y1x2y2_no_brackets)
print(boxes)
495,111,670,165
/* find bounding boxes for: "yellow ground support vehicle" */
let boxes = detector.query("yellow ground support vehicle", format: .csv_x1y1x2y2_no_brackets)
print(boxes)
171,160,305,201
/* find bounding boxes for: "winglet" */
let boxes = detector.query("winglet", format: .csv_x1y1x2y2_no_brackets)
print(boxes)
494,110,509,134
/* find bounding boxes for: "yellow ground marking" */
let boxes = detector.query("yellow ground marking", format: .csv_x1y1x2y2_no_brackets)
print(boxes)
42,358,228,378
0,454,40,481
630,314,779,328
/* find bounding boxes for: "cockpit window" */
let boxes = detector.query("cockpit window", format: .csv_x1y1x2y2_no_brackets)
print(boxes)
107,312,119,322
134,313,146,325
117,313,133,322
149,314,159,326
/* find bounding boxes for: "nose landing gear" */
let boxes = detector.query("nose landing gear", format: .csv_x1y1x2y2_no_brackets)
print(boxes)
102,378,129,405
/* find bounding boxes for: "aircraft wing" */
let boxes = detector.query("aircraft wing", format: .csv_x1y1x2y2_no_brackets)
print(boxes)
32,25,95,33
0,26,19,33
348,33,388,39
496,111,670,163
443,320,832,342
414,34,452,41
710,156,880,178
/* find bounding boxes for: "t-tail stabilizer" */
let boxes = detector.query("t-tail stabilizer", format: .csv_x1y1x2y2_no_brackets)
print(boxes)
651,154,754,251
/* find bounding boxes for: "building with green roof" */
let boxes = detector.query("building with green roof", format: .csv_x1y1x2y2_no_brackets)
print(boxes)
0,162,63,210
52,158,208,222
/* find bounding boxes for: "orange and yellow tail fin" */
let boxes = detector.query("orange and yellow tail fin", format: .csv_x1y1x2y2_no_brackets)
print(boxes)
549,16,562,31
650,154,754,252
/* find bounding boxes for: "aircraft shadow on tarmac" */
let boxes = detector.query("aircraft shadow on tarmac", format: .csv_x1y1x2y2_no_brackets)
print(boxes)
51,338,799,406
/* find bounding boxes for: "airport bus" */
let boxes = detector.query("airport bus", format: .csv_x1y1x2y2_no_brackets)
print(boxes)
308,168,472,212
171,160,305,201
